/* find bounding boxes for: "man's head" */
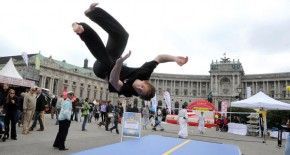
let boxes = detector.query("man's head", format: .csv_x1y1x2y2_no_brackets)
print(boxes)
3,84,9,90
133,80,155,101
30,86,38,94
67,91,74,100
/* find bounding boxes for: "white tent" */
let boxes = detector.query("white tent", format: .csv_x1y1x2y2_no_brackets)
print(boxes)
231,91,290,142
0,58,23,79
0,58,34,87
231,91,290,110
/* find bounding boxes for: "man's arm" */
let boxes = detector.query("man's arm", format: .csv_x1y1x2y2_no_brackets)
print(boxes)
154,54,188,66
109,51,131,91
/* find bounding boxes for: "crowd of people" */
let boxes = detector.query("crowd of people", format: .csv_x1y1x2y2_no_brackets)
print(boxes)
0,84,49,141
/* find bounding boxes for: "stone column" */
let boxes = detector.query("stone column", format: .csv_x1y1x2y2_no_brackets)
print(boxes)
41,76,46,88
266,80,269,94
274,81,277,98
255,81,258,94
50,77,54,91
232,75,235,93
278,81,281,98
286,80,289,98
215,75,218,94
210,76,213,91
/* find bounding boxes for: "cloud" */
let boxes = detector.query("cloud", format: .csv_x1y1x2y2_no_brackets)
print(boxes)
0,0,290,75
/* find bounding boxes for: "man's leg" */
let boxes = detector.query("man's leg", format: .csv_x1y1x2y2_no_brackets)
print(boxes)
85,5,129,61
74,22,112,68
37,112,44,130
30,111,38,130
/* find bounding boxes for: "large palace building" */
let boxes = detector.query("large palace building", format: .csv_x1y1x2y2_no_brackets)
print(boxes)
1,54,290,109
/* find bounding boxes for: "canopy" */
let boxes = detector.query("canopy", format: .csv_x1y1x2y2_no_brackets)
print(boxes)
0,58,23,79
231,91,290,110
187,99,216,111
0,58,35,87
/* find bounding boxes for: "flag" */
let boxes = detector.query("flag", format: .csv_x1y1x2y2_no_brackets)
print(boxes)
21,52,29,66
35,53,41,70
163,91,171,114
151,94,157,113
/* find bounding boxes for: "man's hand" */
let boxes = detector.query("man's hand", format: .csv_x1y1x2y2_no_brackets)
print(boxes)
116,51,131,64
176,56,188,66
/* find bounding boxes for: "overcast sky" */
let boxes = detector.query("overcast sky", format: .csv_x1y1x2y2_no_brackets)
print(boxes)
1,0,290,75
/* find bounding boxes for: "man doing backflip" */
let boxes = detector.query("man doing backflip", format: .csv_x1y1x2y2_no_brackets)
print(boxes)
73,3,188,100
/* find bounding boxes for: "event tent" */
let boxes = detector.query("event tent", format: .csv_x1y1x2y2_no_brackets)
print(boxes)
231,91,290,142
0,58,35,87
231,91,290,110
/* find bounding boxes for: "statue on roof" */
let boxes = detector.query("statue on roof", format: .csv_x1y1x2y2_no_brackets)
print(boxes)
220,52,231,63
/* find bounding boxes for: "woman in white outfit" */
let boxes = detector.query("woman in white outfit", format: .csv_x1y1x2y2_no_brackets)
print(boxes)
198,111,205,134
178,104,188,139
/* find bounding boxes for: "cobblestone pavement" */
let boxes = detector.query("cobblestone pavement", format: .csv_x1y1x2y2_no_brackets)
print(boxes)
0,115,284,155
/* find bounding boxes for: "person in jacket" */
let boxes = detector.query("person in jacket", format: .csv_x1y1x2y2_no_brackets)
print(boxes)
22,87,37,134
105,101,113,131
3,89,19,140
81,98,90,131
30,88,46,131
0,84,9,107
142,105,150,130
53,91,73,151
178,103,188,139
198,111,205,134
109,105,120,134
152,107,164,131
50,95,58,119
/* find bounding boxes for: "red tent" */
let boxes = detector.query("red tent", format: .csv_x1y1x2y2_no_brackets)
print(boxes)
187,99,216,111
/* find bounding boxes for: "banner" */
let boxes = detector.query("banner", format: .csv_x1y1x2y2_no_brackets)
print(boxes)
21,52,29,66
221,100,229,117
35,53,41,70
121,112,141,141
163,91,171,114
151,93,157,113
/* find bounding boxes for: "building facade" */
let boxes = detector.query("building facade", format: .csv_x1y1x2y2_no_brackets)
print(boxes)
1,54,290,109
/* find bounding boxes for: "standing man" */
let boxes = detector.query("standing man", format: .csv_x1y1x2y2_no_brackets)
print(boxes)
198,111,205,134
22,87,37,134
53,91,73,151
81,98,90,131
178,103,188,139
29,88,46,131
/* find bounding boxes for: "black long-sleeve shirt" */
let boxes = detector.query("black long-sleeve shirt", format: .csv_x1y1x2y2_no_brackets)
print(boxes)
4,96,18,113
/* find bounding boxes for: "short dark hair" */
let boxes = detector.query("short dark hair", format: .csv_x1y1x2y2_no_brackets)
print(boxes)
182,103,188,109
139,81,155,101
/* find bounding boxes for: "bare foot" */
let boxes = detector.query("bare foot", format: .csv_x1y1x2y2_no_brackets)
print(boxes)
72,22,84,34
84,3,99,15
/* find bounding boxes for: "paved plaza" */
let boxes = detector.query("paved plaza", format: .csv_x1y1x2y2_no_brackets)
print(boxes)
0,115,284,155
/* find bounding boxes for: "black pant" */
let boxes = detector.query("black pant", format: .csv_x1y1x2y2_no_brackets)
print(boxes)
4,111,17,139
105,117,111,131
101,112,107,123
78,7,129,79
53,120,71,149
110,121,119,134
30,111,44,130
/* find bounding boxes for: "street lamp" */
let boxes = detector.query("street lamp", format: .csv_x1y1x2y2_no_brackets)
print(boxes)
236,87,242,100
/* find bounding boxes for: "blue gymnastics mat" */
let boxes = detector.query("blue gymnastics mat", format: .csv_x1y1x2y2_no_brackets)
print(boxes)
73,135,241,155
